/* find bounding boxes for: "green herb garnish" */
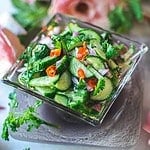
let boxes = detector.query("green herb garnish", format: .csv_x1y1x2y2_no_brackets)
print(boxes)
93,78,105,96
1,91,59,141
8,91,18,108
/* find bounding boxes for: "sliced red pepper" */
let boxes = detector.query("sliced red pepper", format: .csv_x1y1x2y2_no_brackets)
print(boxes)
50,49,61,57
46,65,57,77
87,78,97,89
77,42,88,60
77,68,86,79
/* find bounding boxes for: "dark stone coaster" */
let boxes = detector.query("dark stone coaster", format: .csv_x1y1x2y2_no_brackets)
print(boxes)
10,66,143,149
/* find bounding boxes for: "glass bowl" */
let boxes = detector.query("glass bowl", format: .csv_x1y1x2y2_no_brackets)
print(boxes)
2,13,148,126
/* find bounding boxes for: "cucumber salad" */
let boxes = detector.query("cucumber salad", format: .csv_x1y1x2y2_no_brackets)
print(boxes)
18,19,134,121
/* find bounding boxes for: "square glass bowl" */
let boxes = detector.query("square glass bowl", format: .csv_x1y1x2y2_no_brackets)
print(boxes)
2,13,148,126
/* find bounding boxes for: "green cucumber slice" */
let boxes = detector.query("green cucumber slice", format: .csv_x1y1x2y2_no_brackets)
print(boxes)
18,71,29,86
35,86,56,98
54,94,68,106
29,75,59,87
31,44,50,61
55,71,72,91
56,55,68,74
90,40,106,60
87,66,103,79
68,23,82,32
86,56,105,70
91,77,113,101
80,30,100,41
32,56,59,72
69,57,93,78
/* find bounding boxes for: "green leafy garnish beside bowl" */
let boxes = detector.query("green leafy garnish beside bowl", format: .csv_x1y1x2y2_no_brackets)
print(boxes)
1,91,59,141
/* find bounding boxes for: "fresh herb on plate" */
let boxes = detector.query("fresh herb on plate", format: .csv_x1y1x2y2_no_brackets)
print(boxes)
1,91,59,141
8,91,18,108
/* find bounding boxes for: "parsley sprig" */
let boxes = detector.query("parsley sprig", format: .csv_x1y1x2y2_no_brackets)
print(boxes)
1,91,59,141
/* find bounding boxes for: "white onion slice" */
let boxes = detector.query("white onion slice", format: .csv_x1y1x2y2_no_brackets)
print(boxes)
39,36,54,49
98,68,109,76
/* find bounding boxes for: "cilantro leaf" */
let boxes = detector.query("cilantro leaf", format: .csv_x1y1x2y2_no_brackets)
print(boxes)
101,40,119,59
8,91,18,109
76,79,87,90
106,44,118,59
93,78,105,95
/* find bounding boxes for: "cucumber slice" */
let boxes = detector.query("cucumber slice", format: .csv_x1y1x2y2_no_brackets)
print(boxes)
68,23,82,32
55,71,72,91
67,41,83,51
65,89,88,108
18,71,29,86
32,44,50,61
18,71,41,86
29,75,59,87
35,86,56,98
90,40,106,60
68,48,77,57
54,94,68,106
69,57,93,78
56,55,68,74
86,56,105,70
91,77,113,101
32,56,59,72
87,66,103,79
80,30,100,41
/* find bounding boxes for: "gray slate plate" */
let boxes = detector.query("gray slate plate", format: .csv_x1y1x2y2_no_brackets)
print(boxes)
10,66,143,149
